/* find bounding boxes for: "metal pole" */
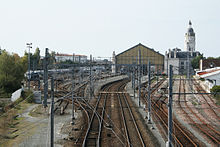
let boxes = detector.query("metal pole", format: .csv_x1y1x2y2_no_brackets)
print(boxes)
157,65,159,84
133,63,136,99
43,48,49,108
71,68,75,125
89,54,92,100
138,49,141,107
166,65,173,147
134,56,138,99
147,61,151,123
131,57,134,89
27,43,32,90
167,55,169,75
50,76,54,147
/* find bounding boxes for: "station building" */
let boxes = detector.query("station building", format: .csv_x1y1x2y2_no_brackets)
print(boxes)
164,21,201,75
112,43,164,74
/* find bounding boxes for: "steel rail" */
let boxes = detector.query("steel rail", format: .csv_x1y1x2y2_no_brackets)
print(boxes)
122,91,146,147
182,78,220,145
143,78,199,146
82,81,114,147
192,79,220,121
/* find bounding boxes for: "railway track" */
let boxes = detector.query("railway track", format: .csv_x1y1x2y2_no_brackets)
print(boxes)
81,81,115,146
192,79,220,121
117,80,146,147
142,78,201,146
179,77,220,145
76,79,156,147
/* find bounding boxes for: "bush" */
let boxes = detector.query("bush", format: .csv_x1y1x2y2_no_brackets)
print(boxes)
211,85,220,97
199,78,205,81
210,85,220,105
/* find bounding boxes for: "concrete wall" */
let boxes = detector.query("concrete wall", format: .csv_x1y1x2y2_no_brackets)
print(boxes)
204,73,220,86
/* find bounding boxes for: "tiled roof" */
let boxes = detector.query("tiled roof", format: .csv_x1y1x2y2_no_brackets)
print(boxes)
202,59,220,69
197,69,220,75
197,67,220,78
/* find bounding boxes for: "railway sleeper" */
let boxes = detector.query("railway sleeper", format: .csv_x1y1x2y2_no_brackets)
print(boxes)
86,138,97,146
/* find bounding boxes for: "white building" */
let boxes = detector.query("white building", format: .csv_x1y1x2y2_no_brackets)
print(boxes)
55,53,87,63
196,67,220,86
164,21,200,75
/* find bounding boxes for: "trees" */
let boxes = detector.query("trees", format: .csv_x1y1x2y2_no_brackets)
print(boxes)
23,47,42,71
191,55,204,69
0,51,26,94
33,47,41,69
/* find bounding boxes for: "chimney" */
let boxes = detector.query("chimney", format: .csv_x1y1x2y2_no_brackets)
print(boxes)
200,59,203,71
169,49,171,58
174,48,177,58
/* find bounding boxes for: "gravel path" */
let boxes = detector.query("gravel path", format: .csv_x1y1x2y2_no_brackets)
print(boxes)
12,104,72,147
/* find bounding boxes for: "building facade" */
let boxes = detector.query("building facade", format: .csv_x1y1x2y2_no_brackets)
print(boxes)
114,43,164,73
164,21,200,75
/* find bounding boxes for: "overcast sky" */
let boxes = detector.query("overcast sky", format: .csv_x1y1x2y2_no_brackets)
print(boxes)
0,0,219,58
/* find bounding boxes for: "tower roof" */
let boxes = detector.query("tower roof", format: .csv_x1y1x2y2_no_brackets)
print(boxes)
187,20,195,35
189,20,192,25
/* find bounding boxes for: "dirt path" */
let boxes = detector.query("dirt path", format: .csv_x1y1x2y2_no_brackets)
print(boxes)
1,103,71,147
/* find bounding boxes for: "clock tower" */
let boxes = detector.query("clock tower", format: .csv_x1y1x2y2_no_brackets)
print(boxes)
184,20,196,52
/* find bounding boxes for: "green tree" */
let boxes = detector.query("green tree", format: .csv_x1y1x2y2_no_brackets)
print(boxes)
0,51,26,94
207,57,215,60
49,51,56,65
191,55,204,69
33,47,41,68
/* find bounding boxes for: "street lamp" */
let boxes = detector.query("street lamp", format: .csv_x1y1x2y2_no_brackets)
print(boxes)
27,43,32,90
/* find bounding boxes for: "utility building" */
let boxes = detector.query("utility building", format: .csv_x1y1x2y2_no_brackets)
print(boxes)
113,43,164,73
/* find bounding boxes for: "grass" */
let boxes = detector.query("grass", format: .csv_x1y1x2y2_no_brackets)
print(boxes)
29,105,45,117
191,101,197,106
0,99,32,146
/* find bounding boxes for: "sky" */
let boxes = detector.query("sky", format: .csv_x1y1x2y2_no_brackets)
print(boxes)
0,0,219,59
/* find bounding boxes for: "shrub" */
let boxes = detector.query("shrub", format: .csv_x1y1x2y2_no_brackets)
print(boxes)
210,85,220,97
199,78,205,81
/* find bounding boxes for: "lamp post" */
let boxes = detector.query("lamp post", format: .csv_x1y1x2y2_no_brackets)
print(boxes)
26,43,32,90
